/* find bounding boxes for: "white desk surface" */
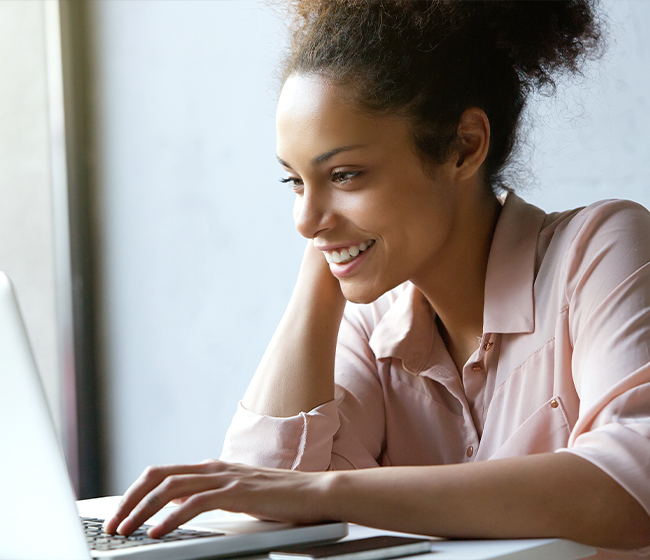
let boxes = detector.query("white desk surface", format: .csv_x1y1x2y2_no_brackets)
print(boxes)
344,524,595,560
78,497,596,560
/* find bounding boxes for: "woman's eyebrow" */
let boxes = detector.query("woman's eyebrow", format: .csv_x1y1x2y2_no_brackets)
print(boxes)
277,144,367,170
276,156,293,169
311,144,366,165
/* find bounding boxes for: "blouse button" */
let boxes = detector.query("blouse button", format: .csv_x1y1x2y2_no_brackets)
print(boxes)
472,362,482,371
550,399,559,409
466,445,474,457
483,341,494,351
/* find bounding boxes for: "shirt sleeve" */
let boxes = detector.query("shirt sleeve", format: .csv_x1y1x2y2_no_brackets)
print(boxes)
557,200,650,518
220,298,392,471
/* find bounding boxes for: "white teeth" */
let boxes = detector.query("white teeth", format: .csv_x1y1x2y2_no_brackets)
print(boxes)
323,240,374,265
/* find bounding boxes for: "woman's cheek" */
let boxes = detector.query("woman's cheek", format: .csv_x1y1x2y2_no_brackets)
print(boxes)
292,195,302,227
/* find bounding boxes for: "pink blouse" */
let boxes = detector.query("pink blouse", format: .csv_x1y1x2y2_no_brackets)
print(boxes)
221,193,650,558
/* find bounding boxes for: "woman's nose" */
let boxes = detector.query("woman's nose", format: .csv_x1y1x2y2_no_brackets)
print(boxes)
293,186,335,239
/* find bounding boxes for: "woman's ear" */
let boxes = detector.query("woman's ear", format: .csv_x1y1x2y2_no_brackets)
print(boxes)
454,108,490,179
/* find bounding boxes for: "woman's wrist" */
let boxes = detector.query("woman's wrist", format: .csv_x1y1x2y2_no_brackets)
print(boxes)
312,470,348,522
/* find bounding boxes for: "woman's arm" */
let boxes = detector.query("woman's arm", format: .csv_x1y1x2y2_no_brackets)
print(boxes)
326,452,650,550
104,452,650,550
242,241,345,417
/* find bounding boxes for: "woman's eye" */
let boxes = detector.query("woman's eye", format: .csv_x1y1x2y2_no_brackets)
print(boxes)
279,177,303,191
332,171,360,184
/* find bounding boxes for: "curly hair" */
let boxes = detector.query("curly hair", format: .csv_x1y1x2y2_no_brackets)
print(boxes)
278,0,604,190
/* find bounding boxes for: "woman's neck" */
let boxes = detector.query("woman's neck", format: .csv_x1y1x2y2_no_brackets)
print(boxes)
413,189,502,373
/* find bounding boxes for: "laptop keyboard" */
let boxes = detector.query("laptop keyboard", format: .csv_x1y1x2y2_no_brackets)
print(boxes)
82,516,223,551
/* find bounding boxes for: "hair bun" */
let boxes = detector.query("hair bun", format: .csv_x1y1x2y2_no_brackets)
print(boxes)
479,0,604,90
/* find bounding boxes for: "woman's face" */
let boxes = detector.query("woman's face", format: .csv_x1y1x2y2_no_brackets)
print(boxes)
276,73,461,304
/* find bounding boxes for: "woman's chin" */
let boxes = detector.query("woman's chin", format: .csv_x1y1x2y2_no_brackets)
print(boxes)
340,281,385,305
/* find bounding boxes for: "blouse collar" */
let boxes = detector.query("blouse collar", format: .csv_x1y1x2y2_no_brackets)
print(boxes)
368,192,547,374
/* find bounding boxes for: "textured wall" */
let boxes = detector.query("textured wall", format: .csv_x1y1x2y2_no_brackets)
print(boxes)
85,0,650,494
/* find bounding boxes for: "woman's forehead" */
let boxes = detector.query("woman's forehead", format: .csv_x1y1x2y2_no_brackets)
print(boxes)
276,73,409,165
277,74,338,116
276,74,360,136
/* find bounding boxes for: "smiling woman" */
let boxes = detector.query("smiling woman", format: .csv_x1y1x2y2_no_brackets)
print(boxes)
275,73,490,307
105,1,650,557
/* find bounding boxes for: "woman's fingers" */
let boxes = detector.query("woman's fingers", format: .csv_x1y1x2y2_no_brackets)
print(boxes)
147,489,226,538
104,461,219,535
103,465,168,535
117,473,223,536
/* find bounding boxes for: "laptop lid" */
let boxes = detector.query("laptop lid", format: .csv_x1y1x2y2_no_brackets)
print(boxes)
0,272,91,560
0,272,347,560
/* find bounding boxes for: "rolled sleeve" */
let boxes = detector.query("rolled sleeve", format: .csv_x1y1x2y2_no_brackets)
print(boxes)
220,399,340,471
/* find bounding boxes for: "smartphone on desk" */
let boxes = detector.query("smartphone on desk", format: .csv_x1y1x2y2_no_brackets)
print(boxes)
269,536,433,560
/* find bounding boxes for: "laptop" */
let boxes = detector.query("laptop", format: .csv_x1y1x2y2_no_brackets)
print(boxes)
0,271,347,560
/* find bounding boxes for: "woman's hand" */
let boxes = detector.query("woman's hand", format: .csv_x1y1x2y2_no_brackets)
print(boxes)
297,240,345,298
103,460,334,539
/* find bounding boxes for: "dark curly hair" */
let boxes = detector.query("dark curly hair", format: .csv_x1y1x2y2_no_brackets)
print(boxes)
279,0,604,190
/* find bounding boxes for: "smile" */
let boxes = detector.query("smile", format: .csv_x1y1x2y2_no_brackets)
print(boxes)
323,240,375,264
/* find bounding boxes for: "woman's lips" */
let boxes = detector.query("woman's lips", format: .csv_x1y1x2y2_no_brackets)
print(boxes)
326,241,375,278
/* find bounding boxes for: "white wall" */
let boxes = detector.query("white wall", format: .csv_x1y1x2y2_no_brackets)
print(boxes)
86,0,650,494
0,1,63,434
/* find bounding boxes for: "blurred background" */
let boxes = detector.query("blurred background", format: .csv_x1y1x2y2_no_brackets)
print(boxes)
0,0,648,499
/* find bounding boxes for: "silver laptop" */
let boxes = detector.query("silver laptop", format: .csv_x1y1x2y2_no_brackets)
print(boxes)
0,272,347,560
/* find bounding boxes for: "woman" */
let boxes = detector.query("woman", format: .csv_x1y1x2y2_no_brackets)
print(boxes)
105,1,650,556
